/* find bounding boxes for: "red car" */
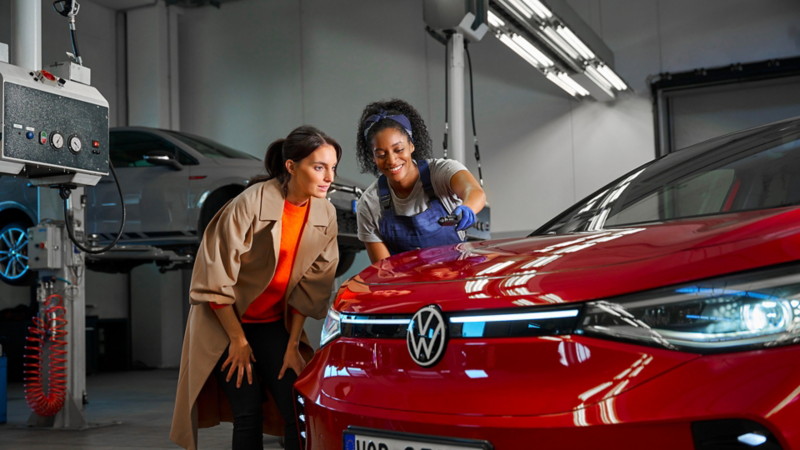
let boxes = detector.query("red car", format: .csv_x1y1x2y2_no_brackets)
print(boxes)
295,117,800,450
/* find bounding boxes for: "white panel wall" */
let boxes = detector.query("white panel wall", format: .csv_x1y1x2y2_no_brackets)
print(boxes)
127,1,172,128
178,0,304,157
131,263,184,368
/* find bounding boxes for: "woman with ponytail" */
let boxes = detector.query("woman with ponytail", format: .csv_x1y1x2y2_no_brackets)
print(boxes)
171,126,342,450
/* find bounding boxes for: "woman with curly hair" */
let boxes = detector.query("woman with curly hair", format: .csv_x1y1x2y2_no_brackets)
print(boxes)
355,99,486,263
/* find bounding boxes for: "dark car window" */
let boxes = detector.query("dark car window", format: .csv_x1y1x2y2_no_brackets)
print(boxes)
536,119,800,235
110,131,197,167
161,131,259,160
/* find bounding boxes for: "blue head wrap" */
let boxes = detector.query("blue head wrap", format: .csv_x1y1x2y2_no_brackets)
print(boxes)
363,110,414,143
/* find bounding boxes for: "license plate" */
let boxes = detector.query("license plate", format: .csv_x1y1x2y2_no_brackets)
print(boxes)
343,426,493,450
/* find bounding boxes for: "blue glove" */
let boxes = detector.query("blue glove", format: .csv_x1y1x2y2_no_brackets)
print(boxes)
453,205,476,231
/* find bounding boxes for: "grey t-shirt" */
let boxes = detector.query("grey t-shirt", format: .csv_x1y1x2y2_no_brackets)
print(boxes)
357,158,469,243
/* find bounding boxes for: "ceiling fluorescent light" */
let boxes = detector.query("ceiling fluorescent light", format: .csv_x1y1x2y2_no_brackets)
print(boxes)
521,0,553,20
555,25,595,60
597,63,628,90
557,72,590,96
506,0,534,19
584,64,615,94
487,11,505,28
499,34,545,68
541,26,580,60
511,34,554,67
546,71,580,97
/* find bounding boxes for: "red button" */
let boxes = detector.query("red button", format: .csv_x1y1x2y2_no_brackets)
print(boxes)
39,243,45,249
92,140,99,148
41,70,56,82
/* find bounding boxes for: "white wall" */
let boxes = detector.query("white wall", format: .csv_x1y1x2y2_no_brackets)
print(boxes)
126,1,181,129
175,0,800,244
130,263,184,368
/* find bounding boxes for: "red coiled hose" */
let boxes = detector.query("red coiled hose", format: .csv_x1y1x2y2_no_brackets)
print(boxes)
23,294,69,417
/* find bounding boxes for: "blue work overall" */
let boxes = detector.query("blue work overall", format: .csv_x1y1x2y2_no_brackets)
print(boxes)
378,160,463,255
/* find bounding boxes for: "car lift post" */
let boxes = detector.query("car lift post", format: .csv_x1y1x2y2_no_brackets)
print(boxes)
11,0,89,429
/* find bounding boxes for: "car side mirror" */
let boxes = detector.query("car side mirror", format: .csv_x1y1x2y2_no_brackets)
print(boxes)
144,151,183,171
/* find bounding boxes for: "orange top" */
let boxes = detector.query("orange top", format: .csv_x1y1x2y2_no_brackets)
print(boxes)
210,199,309,323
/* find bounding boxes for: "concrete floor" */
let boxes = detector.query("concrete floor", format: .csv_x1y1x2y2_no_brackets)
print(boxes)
1,370,284,449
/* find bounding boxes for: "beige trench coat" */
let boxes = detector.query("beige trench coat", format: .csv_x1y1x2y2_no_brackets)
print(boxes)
170,179,339,450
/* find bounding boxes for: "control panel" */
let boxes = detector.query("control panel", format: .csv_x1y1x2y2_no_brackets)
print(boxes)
0,61,108,183
28,224,63,270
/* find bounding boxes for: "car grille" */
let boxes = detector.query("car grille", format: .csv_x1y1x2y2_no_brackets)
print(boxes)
340,305,582,339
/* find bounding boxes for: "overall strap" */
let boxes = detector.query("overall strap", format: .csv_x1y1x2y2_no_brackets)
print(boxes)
417,160,437,202
377,175,392,210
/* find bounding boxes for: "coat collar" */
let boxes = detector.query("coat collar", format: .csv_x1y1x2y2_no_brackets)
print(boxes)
258,178,328,226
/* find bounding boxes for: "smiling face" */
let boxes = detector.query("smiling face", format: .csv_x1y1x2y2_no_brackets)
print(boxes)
286,143,338,201
372,127,416,184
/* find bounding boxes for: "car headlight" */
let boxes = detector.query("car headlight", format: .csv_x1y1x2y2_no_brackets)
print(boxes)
575,264,800,353
319,306,341,348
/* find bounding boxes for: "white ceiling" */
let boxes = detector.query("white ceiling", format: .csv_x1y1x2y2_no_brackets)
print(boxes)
90,0,156,11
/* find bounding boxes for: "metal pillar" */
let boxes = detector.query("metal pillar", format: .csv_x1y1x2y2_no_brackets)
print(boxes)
10,0,42,71
56,188,87,429
447,33,466,165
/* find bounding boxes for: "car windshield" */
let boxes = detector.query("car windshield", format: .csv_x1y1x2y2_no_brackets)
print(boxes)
162,131,260,160
535,118,800,235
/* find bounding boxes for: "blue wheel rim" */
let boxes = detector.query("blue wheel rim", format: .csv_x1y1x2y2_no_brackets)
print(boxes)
0,227,29,280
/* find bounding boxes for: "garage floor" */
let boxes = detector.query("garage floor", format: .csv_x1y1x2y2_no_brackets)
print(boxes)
2,370,284,449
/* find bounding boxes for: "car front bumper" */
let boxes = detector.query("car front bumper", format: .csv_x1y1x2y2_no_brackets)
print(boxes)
295,339,800,450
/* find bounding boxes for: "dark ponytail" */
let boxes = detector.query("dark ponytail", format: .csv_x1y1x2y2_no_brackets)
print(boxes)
249,125,342,187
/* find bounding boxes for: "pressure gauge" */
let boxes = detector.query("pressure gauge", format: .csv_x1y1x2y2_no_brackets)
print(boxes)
50,132,64,150
68,135,82,154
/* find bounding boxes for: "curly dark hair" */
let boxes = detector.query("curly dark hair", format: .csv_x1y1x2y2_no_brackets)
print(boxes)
356,99,433,177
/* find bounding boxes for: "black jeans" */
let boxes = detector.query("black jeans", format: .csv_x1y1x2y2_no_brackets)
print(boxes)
213,321,299,450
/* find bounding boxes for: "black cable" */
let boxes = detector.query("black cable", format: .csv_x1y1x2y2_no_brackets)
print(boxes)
61,162,126,254
464,44,484,186
69,28,81,63
443,33,450,159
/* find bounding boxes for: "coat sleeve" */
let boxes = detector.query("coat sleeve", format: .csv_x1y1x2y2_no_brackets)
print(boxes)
189,196,255,306
288,208,339,320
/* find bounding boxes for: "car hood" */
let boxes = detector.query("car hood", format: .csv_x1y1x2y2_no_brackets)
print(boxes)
336,207,800,315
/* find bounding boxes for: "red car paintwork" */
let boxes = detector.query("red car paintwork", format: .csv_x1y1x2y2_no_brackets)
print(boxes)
296,206,800,449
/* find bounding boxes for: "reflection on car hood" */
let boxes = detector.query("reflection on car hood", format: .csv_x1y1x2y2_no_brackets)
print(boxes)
337,207,800,314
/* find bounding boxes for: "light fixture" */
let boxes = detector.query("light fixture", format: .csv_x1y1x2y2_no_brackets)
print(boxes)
545,71,589,97
556,71,590,96
584,64,614,92
499,34,544,68
555,25,595,60
506,0,535,19
487,11,505,28
521,0,553,20
450,308,579,323
511,34,554,67
489,4,628,99
341,316,411,325
541,26,580,60
596,63,628,90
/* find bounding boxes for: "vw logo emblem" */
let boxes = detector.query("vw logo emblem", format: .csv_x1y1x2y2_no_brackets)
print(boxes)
407,305,448,367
